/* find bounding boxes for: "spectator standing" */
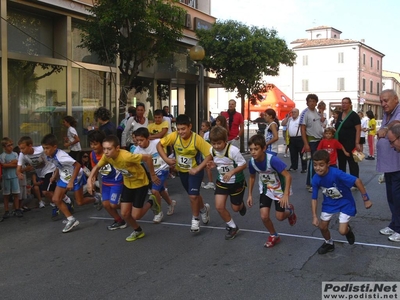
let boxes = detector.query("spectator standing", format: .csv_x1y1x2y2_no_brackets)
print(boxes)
221,99,244,148
121,102,148,149
376,90,400,242
92,107,117,137
300,94,324,192
334,97,361,181
365,110,376,160
1,138,22,218
282,108,307,173
358,111,368,154
63,115,81,160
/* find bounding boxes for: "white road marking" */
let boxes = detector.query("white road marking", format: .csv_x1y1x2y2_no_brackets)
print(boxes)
90,216,400,250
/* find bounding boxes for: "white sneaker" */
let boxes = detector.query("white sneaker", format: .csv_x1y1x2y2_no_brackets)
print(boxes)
62,218,79,233
153,211,164,223
167,200,176,216
39,201,46,208
190,218,200,232
204,182,215,190
388,232,400,242
200,203,210,224
201,182,206,188
380,227,395,236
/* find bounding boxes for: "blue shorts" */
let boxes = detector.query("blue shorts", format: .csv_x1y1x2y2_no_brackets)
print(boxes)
102,184,123,205
151,170,169,192
2,178,20,195
178,169,204,196
57,175,86,191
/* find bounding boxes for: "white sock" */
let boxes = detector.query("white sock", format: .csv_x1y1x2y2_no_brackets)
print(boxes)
63,195,71,204
226,219,236,228
325,239,334,245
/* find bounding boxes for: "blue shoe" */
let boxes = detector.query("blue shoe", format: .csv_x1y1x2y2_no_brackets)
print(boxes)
66,202,74,214
51,207,60,220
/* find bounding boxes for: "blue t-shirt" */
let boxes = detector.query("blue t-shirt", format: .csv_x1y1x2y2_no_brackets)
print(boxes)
0,152,18,179
311,167,357,216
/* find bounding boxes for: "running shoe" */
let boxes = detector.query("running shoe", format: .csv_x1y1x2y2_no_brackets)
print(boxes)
239,203,247,216
190,218,200,233
200,203,210,224
345,225,355,245
287,204,297,226
380,227,395,236
39,200,46,208
264,235,281,248
225,226,239,240
167,200,176,216
126,230,145,242
317,242,335,254
94,193,103,211
62,218,79,233
107,220,128,231
149,195,161,215
153,211,164,224
51,207,60,220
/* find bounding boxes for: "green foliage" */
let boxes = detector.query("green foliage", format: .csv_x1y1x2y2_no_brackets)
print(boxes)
79,0,185,92
196,20,296,103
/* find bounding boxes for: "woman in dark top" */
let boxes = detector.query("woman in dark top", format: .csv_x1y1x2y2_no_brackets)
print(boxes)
335,97,361,179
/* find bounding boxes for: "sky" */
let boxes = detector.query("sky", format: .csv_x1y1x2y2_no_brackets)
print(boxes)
211,0,400,73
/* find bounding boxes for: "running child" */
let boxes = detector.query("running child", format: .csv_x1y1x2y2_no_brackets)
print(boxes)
311,150,372,254
207,126,247,240
247,134,297,248
157,114,212,233
41,134,102,233
87,135,161,242
200,120,215,190
87,130,126,231
317,127,350,167
133,127,176,223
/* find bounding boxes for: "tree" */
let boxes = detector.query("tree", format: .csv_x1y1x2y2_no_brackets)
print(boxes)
196,20,296,150
79,0,186,109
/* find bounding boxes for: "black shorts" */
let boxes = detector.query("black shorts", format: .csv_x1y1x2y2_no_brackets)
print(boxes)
215,180,246,206
359,137,366,145
121,185,148,208
259,194,285,212
39,172,56,193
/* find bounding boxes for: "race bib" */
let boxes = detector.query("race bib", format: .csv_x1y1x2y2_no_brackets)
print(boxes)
177,155,192,170
260,173,278,188
217,164,234,176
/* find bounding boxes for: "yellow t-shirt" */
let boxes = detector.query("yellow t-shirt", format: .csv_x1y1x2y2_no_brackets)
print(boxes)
368,119,376,136
148,121,168,137
97,149,148,189
160,131,211,172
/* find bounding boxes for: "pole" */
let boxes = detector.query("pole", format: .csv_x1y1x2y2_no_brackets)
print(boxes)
195,62,205,132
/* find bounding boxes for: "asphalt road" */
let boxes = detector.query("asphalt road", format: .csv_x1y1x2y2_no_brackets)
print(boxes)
0,142,398,300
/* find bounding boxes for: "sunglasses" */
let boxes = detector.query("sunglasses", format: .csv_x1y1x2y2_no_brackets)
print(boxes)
82,155,89,158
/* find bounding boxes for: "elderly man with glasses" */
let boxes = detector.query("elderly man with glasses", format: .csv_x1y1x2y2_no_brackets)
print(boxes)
376,89,400,242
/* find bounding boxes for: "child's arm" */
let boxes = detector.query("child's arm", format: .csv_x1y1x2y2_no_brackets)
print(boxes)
50,169,59,183
150,128,168,140
223,163,247,183
64,133,80,148
66,161,82,191
354,178,373,209
189,154,212,175
87,164,100,195
141,154,161,186
246,173,256,208
2,159,18,168
311,198,319,227
156,141,175,167
278,169,291,208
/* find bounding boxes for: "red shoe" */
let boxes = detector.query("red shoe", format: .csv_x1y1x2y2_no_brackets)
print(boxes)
288,203,297,226
264,235,281,248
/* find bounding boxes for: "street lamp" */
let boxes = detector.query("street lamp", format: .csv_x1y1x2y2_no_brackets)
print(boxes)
189,44,205,132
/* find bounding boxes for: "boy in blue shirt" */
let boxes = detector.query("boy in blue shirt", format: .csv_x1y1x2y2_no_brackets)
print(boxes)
247,135,296,248
311,150,373,254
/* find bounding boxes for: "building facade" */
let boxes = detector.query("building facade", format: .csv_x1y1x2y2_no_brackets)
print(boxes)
266,26,384,119
2,0,215,148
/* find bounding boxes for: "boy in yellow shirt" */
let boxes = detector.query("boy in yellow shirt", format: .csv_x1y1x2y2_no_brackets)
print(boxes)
148,109,169,140
87,135,160,242
157,114,212,233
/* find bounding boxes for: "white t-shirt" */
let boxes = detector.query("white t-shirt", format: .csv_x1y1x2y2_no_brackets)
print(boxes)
67,127,81,151
133,139,169,174
360,117,369,138
46,149,83,183
18,146,56,178
121,117,149,147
